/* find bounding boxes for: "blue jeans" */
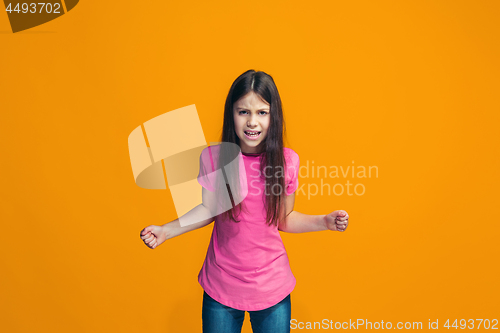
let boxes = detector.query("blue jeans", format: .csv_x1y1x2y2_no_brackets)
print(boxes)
202,291,291,333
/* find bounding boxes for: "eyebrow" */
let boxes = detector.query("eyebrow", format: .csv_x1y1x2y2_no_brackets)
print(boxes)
236,107,270,111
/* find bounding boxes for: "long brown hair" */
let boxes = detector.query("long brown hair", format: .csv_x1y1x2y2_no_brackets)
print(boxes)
217,69,288,228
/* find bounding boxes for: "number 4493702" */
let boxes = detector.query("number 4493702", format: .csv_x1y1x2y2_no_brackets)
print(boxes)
444,319,498,329
5,3,62,14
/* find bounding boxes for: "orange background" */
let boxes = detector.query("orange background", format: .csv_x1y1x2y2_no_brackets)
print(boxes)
1,1,499,332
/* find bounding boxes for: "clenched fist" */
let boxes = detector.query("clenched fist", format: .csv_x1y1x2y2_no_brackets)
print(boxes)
140,225,167,249
324,210,349,232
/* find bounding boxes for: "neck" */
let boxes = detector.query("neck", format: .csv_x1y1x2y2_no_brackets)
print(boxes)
240,141,265,154
242,151,263,155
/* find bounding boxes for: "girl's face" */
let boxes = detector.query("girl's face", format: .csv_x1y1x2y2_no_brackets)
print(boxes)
233,91,270,154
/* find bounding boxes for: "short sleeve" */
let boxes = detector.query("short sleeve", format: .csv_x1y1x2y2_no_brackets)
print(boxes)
285,148,300,195
197,146,216,192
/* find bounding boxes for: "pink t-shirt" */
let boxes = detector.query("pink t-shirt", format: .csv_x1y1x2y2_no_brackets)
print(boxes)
196,145,300,311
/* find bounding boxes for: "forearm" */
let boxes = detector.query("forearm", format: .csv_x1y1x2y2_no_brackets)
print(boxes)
279,210,327,233
162,203,214,240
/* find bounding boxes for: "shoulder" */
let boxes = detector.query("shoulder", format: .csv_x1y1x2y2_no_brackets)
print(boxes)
200,145,221,159
283,148,300,182
283,147,299,168
199,145,222,172
284,147,299,161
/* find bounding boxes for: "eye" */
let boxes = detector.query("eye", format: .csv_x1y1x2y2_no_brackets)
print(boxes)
259,111,268,116
238,111,248,115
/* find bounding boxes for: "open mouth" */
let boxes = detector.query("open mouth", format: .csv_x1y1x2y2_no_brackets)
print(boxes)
244,131,261,139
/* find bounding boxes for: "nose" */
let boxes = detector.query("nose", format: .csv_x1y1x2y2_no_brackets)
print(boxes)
247,114,258,128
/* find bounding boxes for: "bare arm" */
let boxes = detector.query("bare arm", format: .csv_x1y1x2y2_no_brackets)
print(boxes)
278,192,349,233
279,211,328,233
161,186,217,240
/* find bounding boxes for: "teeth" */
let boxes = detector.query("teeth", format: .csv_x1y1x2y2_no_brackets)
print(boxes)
245,131,260,136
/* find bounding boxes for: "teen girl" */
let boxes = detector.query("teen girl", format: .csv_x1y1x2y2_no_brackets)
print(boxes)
140,70,350,333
